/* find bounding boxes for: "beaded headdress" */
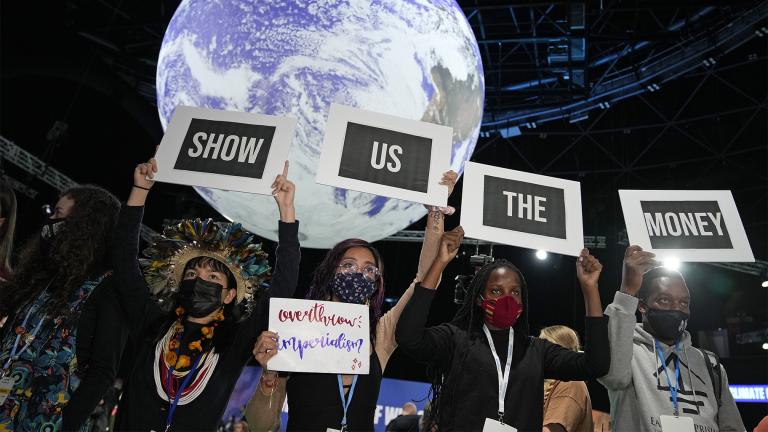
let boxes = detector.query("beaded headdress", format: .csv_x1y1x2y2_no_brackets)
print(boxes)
139,219,271,308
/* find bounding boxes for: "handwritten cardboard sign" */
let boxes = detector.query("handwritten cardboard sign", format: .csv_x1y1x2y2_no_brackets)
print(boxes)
267,298,370,374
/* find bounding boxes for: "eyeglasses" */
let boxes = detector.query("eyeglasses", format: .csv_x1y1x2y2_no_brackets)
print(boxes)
337,259,380,281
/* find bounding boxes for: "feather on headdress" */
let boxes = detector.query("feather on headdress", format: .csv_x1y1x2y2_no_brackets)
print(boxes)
139,218,271,307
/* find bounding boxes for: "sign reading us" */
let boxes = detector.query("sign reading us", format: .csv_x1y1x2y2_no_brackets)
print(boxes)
338,122,432,193
153,106,295,195
316,104,451,207
619,190,754,262
461,162,584,257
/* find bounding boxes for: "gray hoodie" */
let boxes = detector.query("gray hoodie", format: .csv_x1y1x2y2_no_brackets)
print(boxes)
599,291,745,432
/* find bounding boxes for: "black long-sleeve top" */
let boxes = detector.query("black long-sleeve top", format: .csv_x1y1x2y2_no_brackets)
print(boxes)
111,205,300,431
395,285,610,432
61,276,130,431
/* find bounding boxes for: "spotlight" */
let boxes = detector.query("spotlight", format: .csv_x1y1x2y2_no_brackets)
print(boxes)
662,258,681,271
762,280,768,288
762,343,768,350
535,250,548,260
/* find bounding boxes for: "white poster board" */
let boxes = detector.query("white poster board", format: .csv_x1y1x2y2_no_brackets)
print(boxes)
619,189,754,262
153,106,296,195
267,298,370,374
460,161,584,257
316,103,452,206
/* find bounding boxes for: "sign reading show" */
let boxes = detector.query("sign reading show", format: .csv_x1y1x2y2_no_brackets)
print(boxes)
461,162,584,257
154,106,295,195
619,190,754,262
267,298,370,375
316,103,452,206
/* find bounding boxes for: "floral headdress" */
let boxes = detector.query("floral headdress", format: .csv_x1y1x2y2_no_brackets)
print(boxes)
139,219,271,311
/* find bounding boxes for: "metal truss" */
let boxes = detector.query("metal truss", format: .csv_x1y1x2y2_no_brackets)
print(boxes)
383,230,607,249
0,135,159,242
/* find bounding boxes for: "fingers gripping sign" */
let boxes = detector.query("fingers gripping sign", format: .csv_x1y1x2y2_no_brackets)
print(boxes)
254,330,280,370
621,245,658,296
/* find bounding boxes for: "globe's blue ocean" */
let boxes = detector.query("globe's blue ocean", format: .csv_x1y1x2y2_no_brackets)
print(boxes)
157,0,484,248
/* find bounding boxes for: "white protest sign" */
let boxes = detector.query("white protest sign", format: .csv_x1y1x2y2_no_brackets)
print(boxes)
153,106,296,194
619,190,754,262
460,161,584,257
316,103,452,206
268,298,370,374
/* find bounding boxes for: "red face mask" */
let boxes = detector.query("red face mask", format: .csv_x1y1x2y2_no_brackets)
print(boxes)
480,295,523,329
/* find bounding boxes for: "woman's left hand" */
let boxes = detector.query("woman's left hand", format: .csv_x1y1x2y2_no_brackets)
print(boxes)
253,330,279,369
272,161,296,222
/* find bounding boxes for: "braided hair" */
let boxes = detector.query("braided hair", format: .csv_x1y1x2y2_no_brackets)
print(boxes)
423,259,529,430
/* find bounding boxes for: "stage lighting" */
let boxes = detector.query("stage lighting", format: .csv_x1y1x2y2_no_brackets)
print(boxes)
535,250,548,260
762,280,768,288
762,343,768,350
662,258,681,271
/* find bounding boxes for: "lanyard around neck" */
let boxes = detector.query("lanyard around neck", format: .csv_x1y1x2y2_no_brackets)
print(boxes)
655,339,681,417
2,305,46,372
164,343,206,431
336,374,359,432
482,324,514,424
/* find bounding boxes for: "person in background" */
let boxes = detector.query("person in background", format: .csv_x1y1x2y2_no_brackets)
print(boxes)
386,402,420,432
0,181,17,283
0,185,122,431
246,171,458,432
111,157,300,431
395,228,610,431
540,325,594,432
599,245,745,432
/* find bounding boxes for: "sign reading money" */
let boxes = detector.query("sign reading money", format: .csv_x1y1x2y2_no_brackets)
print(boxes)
460,162,584,257
153,106,296,194
316,103,452,206
619,190,754,262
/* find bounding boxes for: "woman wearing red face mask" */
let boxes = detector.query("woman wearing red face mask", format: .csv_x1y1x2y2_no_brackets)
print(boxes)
395,227,610,432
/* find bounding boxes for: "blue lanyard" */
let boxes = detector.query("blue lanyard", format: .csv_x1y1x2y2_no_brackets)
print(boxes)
2,307,46,372
164,349,205,431
336,374,359,432
655,340,681,416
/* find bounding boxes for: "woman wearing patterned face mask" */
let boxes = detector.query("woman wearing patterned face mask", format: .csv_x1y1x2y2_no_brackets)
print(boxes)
110,156,300,432
394,228,611,432
246,171,458,432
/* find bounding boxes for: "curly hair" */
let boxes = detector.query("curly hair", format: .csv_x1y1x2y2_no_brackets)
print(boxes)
0,185,120,318
424,259,529,430
306,239,385,344
0,181,17,277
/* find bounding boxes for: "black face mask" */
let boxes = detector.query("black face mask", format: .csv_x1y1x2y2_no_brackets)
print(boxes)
178,277,224,318
41,218,65,241
645,308,689,342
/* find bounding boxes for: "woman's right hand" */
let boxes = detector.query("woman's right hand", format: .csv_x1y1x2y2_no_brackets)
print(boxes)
133,157,158,190
253,330,279,369
437,226,464,264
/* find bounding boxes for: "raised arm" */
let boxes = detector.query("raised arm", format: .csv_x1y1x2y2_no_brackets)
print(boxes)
542,249,609,380
376,171,456,369
395,227,463,367
111,158,158,330
599,245,657,390
266,161,300,300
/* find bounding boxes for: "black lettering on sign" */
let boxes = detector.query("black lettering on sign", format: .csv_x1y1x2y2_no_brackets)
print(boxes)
338,122,432,193
482,175,566,239
640,201,732,249
174,118,275,179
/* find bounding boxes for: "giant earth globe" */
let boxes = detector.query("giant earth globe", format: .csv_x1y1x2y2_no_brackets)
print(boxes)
157,0,484,248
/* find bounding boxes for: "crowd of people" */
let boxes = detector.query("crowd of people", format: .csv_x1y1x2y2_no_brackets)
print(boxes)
0,152,750,432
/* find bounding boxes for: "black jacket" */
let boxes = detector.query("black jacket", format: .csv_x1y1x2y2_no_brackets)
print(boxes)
111,205,300,431
386,414,420,432
395,285,609,432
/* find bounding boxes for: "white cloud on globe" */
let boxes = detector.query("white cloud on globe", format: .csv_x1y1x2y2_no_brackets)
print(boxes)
156,0,485,248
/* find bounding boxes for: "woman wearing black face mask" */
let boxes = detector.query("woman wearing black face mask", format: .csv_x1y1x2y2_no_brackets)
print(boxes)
394,227,611,432
0,185,122,431
110,156,300,431
246,171,458,432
